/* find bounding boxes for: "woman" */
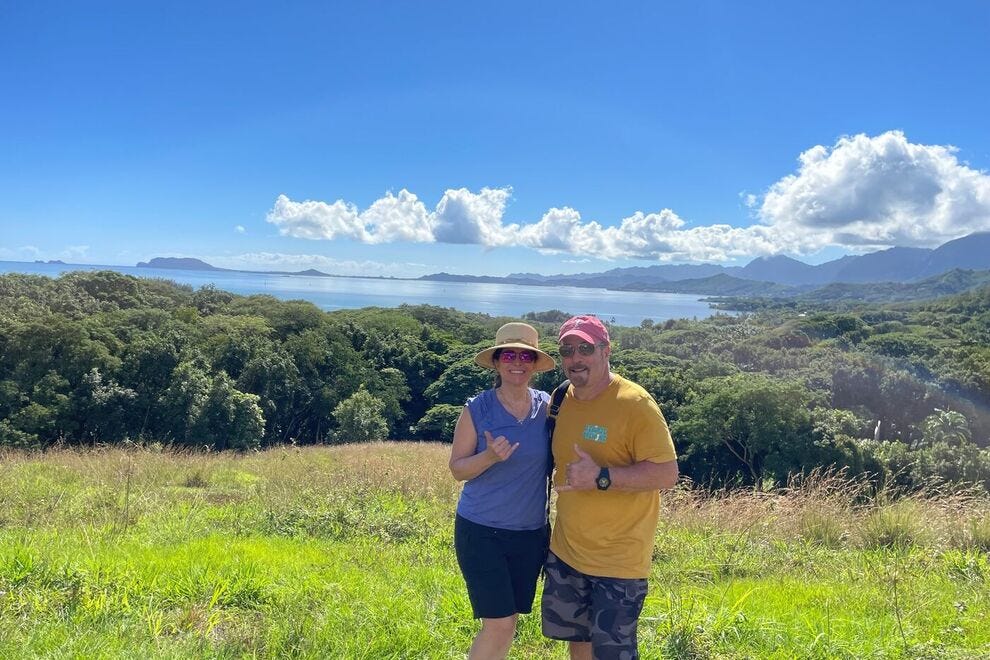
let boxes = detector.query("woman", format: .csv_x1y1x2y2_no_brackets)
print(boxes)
449,322,556,659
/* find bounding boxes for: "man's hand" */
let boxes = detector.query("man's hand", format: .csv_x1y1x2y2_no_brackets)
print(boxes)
483,430,518,462
556,444,599,491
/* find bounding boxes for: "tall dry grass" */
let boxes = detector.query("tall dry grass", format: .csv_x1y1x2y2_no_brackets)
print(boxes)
3,445,988,551
659,467,990,552
0,441,461,536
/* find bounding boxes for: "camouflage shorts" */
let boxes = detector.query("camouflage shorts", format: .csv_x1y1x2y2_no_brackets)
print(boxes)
540,551,648,659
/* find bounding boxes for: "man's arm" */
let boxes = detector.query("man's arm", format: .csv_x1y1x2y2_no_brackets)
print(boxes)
610,457,678,491
556,445,678,492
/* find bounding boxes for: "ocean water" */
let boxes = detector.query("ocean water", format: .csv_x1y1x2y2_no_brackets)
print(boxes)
0,261,727,327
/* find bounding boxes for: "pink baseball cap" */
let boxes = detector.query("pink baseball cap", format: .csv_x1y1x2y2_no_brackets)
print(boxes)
558,315,610,345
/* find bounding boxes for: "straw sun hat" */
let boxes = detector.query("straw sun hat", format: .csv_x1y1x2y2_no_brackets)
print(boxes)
473,322,556,373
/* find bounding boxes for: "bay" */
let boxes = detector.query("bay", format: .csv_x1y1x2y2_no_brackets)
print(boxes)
0,261,725,326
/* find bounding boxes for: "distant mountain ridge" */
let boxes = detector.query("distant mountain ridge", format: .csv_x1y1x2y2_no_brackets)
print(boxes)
919,232,990,277
482,231,990,290
618,273,800,296
138,231,990,299
798,269,990,304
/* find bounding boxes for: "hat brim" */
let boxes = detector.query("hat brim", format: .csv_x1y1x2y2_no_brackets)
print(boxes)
474,342,556,373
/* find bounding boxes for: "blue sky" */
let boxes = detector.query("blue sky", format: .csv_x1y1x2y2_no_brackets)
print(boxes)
2,1,989,277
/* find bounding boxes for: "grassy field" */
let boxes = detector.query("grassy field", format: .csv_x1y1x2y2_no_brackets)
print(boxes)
1,443,989,659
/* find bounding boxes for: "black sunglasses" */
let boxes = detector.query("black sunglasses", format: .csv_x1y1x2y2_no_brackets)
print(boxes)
557,342,603,357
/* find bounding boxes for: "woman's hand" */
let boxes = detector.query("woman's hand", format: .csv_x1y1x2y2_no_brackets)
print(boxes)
450,409,518,481
482,430,519,462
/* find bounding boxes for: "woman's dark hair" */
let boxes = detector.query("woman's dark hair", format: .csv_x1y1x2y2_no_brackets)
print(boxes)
492,349,503,388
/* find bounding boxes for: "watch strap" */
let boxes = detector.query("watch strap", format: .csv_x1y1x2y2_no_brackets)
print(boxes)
596,466,611,490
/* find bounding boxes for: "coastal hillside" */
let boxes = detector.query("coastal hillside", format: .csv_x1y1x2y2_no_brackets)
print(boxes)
2,269,988,492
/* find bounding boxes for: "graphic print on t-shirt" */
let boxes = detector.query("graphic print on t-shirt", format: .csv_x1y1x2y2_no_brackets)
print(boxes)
583,424,608,443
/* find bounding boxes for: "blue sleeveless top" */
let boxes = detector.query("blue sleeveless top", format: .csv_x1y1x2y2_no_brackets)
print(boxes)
456,387,550,531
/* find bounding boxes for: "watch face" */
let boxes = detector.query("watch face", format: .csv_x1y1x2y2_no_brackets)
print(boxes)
597,476,610,490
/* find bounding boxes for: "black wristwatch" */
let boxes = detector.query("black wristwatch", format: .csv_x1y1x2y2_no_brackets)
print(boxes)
596,467,611,491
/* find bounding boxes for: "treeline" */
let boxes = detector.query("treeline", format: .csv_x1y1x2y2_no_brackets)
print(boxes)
2,270,989,490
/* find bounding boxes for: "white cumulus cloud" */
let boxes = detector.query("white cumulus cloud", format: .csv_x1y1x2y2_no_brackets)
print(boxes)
514,207,591,252
432,187,513,245
266,194,366,241
264,131,990,263
360,190,434,243
267,191,761,262
758,130,990,251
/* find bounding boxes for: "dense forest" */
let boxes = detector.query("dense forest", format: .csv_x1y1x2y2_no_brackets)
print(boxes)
2,270,989,490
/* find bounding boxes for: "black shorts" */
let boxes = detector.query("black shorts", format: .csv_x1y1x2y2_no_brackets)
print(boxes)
454,514,549,619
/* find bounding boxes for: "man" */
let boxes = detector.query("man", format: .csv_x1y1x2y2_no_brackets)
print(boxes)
542,314,678,659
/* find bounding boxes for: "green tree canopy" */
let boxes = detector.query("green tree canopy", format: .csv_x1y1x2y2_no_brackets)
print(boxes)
332,387,388,444
674,373,816,488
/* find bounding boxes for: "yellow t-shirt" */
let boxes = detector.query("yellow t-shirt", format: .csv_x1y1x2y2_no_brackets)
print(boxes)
550,374,676,579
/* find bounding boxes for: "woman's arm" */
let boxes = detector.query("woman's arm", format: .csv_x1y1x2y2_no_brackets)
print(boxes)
448,407,518,481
